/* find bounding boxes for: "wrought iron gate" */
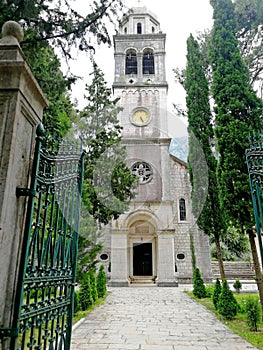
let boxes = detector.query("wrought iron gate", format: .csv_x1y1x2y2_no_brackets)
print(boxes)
246,132,263,269
14,126,84,350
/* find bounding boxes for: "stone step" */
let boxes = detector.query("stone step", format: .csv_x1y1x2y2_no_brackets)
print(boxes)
129,276,156,284
211,261,255,280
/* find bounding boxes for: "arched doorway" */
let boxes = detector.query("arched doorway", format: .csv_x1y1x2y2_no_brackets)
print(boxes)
128,220,157,281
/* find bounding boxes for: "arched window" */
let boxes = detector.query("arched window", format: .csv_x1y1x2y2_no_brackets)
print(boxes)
179,198,186,221
137,22,142,34
126,50,137,75
143,50,155,75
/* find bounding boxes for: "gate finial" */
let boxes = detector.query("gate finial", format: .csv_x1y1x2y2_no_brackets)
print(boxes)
0,21,24,45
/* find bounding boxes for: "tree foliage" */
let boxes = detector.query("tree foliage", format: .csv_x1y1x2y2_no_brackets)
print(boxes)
218,279,238,319
0,0,124,59
212,278,222,309
209,0,263,232
96,265,107,298
235,0,263,86
193,267,207,299
79,60,137,225
185,34,225,278
0,0,125,134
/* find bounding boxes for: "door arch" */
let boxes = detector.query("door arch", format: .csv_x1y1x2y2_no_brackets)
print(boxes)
128,219,157,278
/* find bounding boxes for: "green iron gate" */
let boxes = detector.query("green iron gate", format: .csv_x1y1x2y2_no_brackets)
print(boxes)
13,125,84,350
246,132,263,269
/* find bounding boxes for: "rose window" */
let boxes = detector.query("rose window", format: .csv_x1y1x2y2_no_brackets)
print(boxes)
131,162,153,184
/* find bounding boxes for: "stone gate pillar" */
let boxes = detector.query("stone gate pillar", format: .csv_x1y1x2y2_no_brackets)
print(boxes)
0,22,48,349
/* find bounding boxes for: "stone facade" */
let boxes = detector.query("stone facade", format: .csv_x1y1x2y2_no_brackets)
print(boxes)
99,6,212,286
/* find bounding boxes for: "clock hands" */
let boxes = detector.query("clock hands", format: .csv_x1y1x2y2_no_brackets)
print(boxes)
140,116,144,122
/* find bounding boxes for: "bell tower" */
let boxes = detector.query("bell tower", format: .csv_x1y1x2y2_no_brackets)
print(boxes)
113,5,169,140
107,5,213,287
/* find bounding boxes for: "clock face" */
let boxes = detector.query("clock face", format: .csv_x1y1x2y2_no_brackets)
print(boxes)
132,110,150,126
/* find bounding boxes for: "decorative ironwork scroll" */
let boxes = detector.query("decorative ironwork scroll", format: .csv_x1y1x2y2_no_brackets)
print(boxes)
246,131,263,269
15,126,84,350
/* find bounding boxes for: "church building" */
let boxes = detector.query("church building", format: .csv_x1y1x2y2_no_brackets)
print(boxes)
101,5,212,286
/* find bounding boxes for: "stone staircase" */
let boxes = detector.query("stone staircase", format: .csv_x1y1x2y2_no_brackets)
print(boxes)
211,261,256,280
129,276,156,284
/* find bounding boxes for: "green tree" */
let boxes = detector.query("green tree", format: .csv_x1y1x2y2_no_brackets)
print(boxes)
245,296,260,331
218,279,238,320
96,265,107,298
212,278,222,310
235,0,263,87
88,269,98,302
193,267,207,299
209,0,262,234
0,0,125,134
74,60,137,273
79,274,94,311
0,0,124,58
26,44,76,134
184,34,225,280
79,60,137,225
209,1,263,311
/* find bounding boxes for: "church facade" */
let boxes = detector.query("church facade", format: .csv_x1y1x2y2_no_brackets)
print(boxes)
100,5,212,286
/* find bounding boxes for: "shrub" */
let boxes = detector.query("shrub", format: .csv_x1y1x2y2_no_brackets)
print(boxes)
205,284,214,298
233,279,242,293
246,297,260,331
88,269,98,302
79,274,93,311
218,279,238,320
97,265,107,298
212,278,221,310
193,267,207,298
74,290,80,315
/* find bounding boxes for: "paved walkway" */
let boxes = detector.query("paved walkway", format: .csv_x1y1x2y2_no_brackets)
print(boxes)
71,286,257,350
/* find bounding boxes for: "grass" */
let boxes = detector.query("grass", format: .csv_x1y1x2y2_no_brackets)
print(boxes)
187,291,263,350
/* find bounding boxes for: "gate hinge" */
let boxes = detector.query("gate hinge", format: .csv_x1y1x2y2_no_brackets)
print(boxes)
0,327,19,338
16,187,36,197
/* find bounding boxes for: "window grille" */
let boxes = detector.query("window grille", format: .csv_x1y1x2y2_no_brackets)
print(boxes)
179,198,186,221
143,51,155,74
131,162,153,184
126,51,137,74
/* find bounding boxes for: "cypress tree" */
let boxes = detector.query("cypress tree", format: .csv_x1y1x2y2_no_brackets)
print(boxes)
193,267,207,298
184,34,225,279
212,278,222,310
96,265,107,298
209,0,263,232
209,0,263,313
218,279,238,319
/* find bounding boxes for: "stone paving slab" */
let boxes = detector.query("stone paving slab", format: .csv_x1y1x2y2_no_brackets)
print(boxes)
71,286,257,350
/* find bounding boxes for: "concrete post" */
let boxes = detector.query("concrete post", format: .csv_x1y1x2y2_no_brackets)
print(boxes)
0,21,48,349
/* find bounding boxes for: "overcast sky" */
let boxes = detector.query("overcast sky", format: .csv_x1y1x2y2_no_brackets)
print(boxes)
68,0,214,137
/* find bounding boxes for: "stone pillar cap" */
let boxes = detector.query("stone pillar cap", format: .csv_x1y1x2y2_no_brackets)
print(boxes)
0,21,24,45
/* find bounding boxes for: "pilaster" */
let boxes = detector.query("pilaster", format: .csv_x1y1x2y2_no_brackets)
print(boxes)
156,230,178,287
109,229,129,287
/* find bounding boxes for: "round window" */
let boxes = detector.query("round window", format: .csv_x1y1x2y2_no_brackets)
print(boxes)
100,253,109,261
131,162,153,184
177,253,185,260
